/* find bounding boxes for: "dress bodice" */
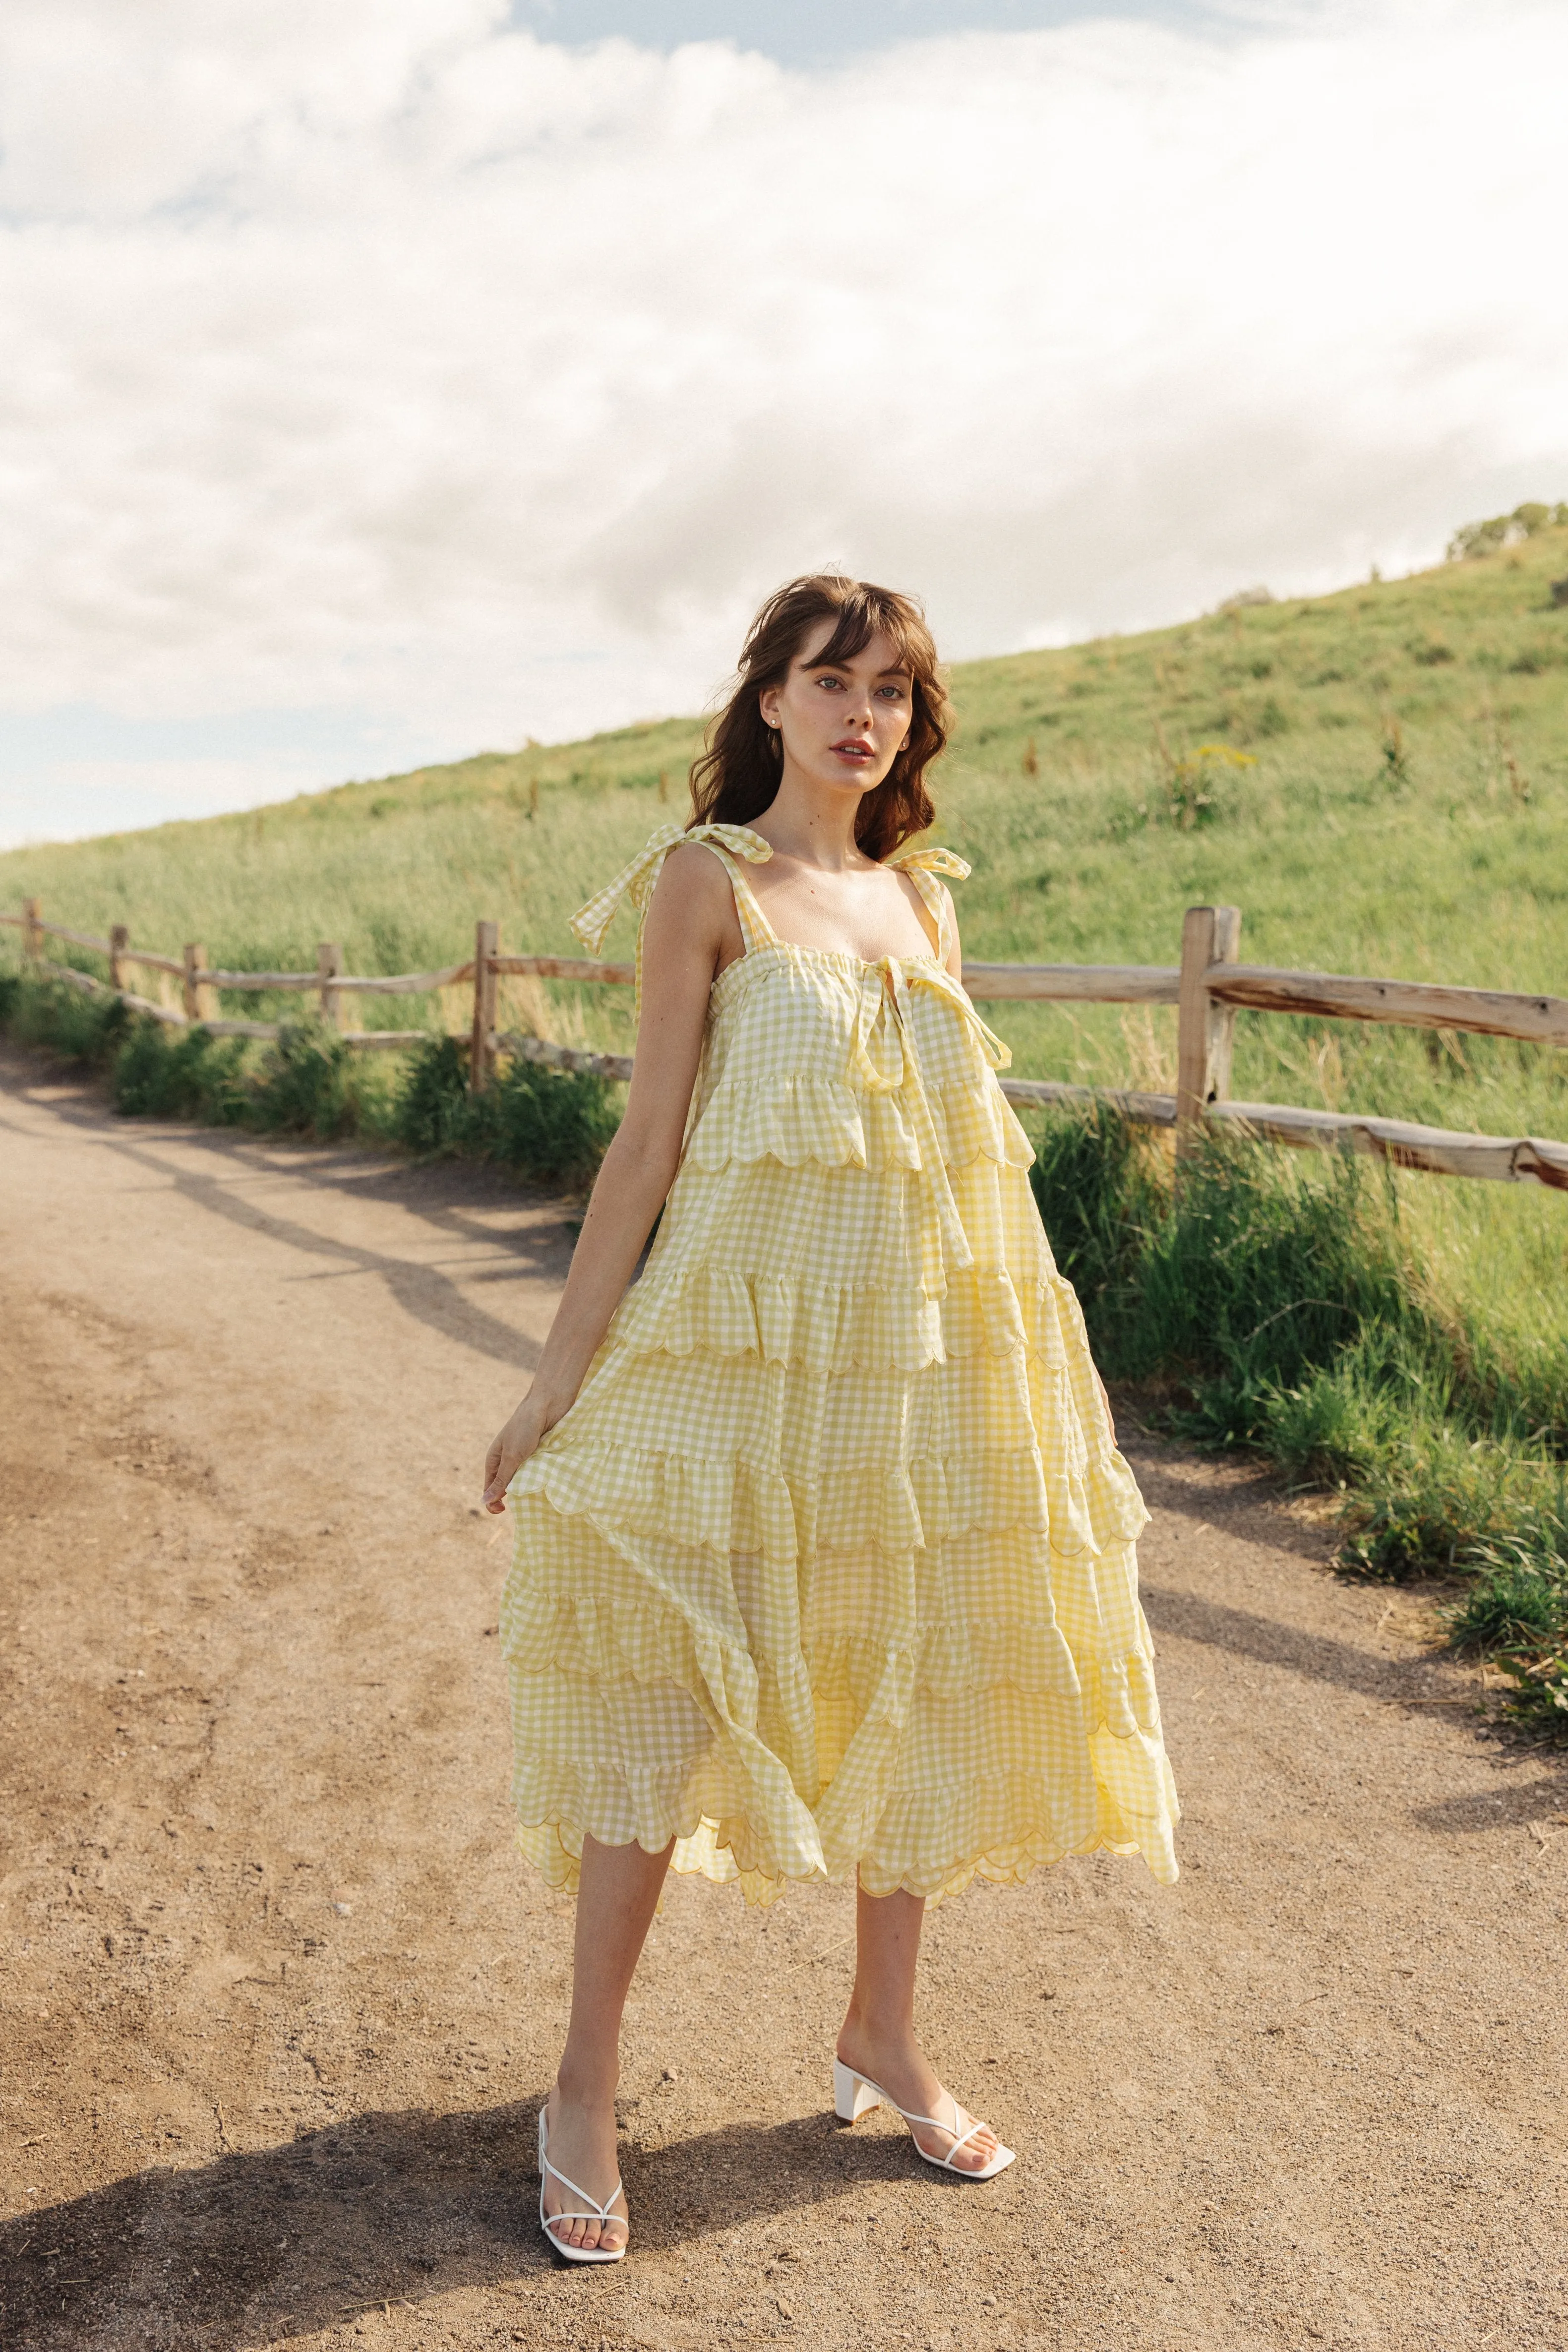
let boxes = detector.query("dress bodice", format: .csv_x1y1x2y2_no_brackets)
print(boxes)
572,823,1030,1279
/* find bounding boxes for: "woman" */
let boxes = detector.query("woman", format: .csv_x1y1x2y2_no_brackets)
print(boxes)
483,574,1179,2263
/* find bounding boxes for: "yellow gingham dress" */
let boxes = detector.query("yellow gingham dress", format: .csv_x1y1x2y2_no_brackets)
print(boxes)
502,823,1179,1905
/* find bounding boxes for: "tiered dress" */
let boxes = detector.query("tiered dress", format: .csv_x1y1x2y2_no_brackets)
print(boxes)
502,823,1179,1906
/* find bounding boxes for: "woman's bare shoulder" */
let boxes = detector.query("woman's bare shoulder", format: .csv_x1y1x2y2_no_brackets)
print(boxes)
644,838,743,958
648,838,736,915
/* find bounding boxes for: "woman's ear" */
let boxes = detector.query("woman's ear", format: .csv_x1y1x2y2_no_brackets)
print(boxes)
759,686,781,729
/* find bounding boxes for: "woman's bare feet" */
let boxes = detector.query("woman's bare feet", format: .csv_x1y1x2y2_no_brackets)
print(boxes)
835,2022,1002,2173
540,2084,629,2255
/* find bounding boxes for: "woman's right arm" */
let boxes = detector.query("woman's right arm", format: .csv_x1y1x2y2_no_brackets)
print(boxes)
481,847,740,1511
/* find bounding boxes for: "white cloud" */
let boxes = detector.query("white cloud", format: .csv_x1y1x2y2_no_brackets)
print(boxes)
0,0,1564,831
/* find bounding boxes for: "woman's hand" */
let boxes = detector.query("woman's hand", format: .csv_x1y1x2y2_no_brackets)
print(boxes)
483,1387,566,1513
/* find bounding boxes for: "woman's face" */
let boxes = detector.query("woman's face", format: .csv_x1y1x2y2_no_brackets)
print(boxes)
758,621,912,801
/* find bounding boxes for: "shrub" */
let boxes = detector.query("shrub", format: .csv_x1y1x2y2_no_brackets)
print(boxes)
391,1036,472,1154
113,1021,251,1122
250,1023,378,1139
472,1055,623,1190
390,1035,621,1189
7,974,128,1064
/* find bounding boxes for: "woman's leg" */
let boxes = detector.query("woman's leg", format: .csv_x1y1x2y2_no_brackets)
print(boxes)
837,1879,1000,2172
543,1831,673,2251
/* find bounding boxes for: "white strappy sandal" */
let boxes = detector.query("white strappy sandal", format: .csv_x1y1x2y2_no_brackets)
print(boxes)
833,2057,1016,2181
537,2099,629,2264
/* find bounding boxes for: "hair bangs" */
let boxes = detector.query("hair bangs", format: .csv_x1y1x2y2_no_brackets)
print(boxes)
798,592,925,686
688,572,952,861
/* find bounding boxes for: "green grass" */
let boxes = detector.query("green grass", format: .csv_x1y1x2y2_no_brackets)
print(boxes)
4,520,1568,1726
1030,1107,1568,1736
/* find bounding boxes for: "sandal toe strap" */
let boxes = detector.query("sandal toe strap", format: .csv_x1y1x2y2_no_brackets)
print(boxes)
910,2104,990,2166
542,2154,626,2222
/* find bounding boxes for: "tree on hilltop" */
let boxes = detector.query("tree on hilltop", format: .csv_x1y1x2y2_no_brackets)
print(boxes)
1447,500,1568,561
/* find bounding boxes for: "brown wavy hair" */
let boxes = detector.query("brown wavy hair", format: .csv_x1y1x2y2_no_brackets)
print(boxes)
688,574,951,862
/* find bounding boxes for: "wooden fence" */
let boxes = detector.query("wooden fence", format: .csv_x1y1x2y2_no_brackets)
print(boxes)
5,894,1567,1191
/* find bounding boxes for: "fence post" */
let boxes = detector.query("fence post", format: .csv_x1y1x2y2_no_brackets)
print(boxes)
1176,905,1242,1159
470,919,498,1093
109,924,129,993
316,941,345,1031
23,897,42,964
183,943,217,1025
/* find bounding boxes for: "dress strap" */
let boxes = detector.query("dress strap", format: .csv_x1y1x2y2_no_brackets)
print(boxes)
886,844,969,964
696,842,781,954
569,821,775,1013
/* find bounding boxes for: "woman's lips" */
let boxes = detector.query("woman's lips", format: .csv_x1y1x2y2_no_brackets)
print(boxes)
831,740,873,760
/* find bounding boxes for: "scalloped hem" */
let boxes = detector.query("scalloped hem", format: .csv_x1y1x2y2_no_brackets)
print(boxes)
513,1797,1179,1912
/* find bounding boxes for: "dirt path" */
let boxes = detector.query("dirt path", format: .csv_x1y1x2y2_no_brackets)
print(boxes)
1,1042,1565,2352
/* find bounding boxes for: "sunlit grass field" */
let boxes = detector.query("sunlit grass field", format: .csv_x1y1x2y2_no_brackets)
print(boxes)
7,521,1567,1365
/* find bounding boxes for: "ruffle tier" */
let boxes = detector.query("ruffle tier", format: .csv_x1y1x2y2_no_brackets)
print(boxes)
514,1431,1146,1569
684,1066,1034,1176
505,1570,1164,1759
608,1259,1086,1375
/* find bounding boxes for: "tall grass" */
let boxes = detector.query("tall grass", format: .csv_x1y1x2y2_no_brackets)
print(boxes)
1029,1105,1568,1734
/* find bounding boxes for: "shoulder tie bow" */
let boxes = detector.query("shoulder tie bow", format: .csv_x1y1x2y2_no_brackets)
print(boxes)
885,845,972,881
570,823,773,955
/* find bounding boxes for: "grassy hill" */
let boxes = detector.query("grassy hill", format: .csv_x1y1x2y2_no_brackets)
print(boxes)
6,525,1566,1042
6,517,1568,1334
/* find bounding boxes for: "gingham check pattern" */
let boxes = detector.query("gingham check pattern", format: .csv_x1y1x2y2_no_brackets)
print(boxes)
504,829,1179,1907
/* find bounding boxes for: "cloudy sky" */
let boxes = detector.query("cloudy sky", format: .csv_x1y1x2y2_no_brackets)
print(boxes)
1,0,1563,846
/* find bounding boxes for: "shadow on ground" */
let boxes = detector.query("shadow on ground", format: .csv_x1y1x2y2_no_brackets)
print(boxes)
2,2098,914,2349
0,1051,579,1372
1121,1441,1333,1563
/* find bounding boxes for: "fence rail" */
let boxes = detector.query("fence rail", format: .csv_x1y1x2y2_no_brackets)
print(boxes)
4,894,1565,1190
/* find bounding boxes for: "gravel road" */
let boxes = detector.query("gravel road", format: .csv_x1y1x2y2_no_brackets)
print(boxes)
2,1042,1565,2352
